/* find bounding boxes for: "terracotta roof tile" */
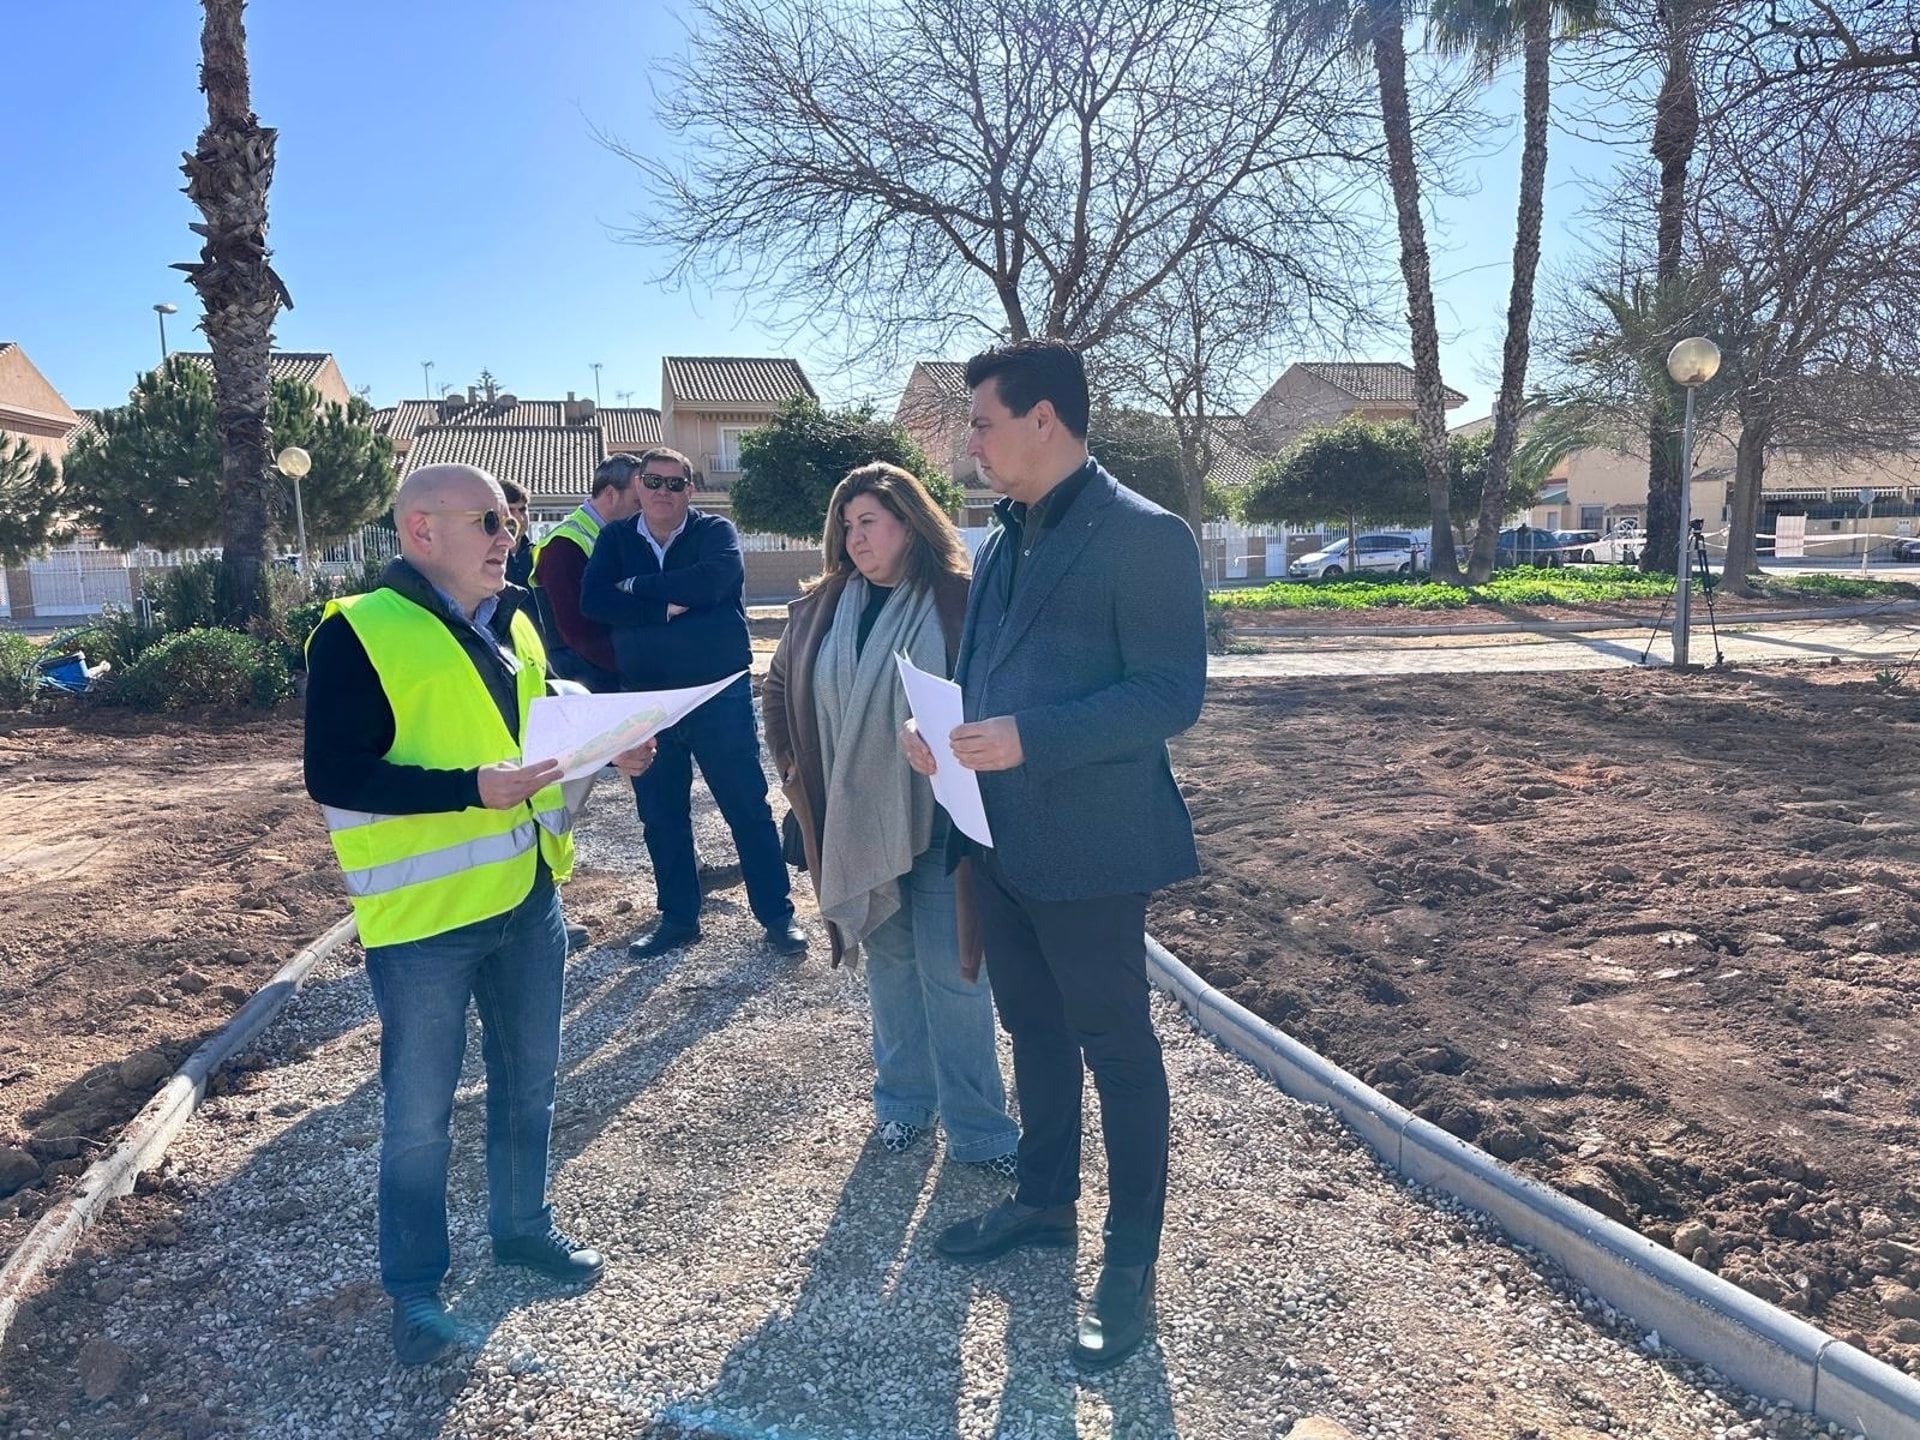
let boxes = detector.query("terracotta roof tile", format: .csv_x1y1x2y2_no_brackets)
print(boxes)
599,407,665,449
1300,361,1467,407
663,357,815,406
402,426,603,501
171,350,337,389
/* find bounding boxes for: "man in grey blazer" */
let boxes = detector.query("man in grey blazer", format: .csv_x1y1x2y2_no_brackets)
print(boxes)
902,338,1207,1370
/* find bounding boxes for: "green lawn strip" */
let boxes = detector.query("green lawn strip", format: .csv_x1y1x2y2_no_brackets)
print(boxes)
1211,568,1920,614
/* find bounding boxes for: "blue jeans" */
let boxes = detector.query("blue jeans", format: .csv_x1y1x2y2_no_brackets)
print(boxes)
630,676,793,930
363,877,566,1299
862,846,1017,1162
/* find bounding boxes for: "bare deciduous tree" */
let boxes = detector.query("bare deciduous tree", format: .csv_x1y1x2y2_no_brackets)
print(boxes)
1689,81,1920,590
617,0,1380,374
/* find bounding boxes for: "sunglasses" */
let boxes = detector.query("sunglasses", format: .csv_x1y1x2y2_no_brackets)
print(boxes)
642,473,693,493
448,508,523,541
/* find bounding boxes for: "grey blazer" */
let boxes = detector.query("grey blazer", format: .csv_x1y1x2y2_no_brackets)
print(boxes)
955,462,1207,901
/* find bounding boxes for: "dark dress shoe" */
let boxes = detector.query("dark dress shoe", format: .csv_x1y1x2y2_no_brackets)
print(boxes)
565,922,591,953
1071,1262,1155,1370
628,921,702,960
391,1294,470,1366
935,1197,1077,1262
493,1227,606,1288
764,919,808,955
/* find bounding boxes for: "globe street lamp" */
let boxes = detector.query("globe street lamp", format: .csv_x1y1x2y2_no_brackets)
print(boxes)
1666,336,1721,669
153,303,179,364
276,445,313,574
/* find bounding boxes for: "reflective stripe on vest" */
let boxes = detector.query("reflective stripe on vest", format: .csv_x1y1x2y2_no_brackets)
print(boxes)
317,589,576,948
529,505,601,587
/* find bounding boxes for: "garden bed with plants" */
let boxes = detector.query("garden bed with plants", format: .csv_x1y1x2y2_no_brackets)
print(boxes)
1209,567,1920,626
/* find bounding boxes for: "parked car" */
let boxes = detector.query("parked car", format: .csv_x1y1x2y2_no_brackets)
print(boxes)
1287,533,1420,579
1494,525,1564,568
1893,536,1920,562
1585,519,1646,565
1554,529,1602,563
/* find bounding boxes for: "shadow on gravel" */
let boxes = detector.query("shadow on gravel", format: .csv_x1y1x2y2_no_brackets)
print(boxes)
0,899,807,1440
655,1140,1176,1439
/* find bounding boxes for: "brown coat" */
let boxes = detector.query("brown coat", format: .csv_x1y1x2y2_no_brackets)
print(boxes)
762,569,981,974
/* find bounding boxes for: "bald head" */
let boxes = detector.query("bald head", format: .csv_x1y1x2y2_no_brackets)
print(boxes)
395,464,515,615
396,464,503,529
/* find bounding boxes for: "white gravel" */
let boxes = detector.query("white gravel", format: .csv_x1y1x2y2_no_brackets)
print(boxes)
0,773,1859,1439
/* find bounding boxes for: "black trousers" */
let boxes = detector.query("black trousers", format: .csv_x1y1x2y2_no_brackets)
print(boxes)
973,847,1168,1266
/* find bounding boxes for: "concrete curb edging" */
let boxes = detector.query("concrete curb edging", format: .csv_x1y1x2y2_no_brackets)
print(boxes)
0,916,358,1348
1144,935,1920,1439
1230,598,1920,640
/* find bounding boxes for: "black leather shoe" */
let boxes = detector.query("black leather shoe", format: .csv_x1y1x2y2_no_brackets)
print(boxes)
764,920,808,955
493,1228,605,1288
391,1294,470,1366
628,921,701,960
565,923,591,953
935,1197,1077,1262
1070,1262,1155,1370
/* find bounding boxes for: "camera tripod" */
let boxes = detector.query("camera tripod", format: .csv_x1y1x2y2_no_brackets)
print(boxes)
1641,520,1725,667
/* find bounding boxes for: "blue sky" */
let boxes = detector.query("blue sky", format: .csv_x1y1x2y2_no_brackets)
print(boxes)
1,0,1631,422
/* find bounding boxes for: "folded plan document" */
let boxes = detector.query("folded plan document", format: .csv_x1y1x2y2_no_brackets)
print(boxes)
893,653,994,848
523,671,745,781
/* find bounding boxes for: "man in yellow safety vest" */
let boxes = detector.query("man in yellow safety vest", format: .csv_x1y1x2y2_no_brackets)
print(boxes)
304,463,656,1365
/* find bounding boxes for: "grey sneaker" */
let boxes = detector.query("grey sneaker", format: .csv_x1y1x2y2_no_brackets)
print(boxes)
878,1119,926,1154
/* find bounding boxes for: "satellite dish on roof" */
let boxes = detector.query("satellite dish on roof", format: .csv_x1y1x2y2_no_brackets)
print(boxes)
496,392,517,411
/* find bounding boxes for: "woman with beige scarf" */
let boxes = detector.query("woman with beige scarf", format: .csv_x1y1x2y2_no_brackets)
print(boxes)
763,463,1018,1178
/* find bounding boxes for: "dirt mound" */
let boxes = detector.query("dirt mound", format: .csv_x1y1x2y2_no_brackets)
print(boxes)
1156,663,1920,1372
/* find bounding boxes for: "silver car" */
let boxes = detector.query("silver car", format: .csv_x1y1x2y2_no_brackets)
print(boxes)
1287,533,1420,579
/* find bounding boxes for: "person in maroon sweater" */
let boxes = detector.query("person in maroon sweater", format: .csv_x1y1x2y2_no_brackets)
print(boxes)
530,455,645,692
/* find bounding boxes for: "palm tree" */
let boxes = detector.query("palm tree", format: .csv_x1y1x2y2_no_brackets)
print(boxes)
1640,0,1703,571
1353,0,1468,581
176,0,292,623
1432,0,1605,582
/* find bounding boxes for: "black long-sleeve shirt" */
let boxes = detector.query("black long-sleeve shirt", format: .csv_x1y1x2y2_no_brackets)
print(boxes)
303,561,539,817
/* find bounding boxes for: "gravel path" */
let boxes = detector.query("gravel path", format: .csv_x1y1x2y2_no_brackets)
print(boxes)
0,778,1859,1440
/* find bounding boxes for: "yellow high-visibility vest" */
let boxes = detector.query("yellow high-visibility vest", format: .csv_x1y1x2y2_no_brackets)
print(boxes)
316,588,574,948
529,504,602,585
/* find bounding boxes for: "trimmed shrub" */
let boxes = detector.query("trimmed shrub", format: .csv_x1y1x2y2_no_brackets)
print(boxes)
114,628,295,711
0,631,39,710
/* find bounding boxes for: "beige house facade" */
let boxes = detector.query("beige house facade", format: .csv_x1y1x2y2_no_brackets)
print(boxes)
1247,361,1467,453
0,342,81,468
1519,431,1920,556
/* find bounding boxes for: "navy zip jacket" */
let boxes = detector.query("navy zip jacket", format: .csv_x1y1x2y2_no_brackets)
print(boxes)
578,507,753,691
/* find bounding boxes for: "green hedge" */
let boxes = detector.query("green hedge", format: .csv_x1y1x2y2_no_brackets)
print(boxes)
0,632,38,710
114,628,295,712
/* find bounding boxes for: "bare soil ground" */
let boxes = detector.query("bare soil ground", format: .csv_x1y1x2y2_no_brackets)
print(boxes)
0,708,339,1253
1154,663,1920,1373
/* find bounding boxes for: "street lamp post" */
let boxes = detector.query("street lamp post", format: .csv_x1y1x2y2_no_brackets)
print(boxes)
421,360,434,398
1666,337,1721,669
590,362,603,408
276,445,313,574
153,303,179,364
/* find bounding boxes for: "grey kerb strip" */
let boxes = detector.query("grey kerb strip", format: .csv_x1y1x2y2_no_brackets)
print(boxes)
1144,935,1920,1440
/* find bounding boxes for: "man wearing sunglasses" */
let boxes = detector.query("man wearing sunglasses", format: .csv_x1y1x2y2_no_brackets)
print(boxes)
581,446,807,960
303,463,658,1365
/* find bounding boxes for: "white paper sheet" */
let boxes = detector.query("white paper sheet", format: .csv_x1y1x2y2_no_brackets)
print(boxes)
523,671,745,781
893,653,994,848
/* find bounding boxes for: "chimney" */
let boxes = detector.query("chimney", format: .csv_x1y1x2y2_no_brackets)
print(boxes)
467,385,478,403
564,396,596,424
